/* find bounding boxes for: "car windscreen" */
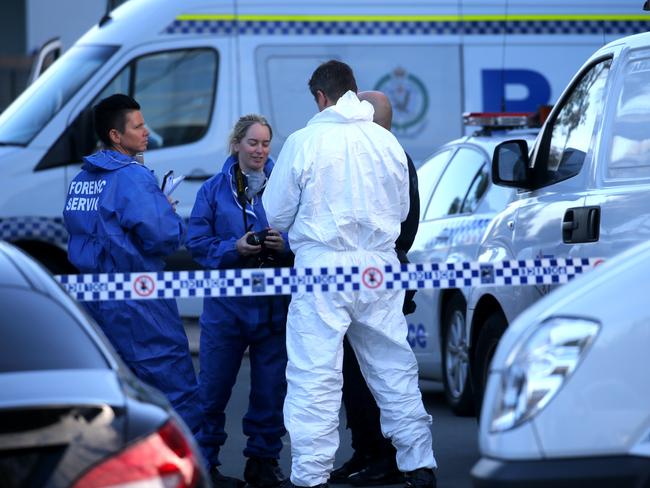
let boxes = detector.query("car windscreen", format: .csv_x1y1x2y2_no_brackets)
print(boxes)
0,45,118,146
0,288,109,372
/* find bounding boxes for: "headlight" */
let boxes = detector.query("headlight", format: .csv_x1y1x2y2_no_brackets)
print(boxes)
489,317,599,433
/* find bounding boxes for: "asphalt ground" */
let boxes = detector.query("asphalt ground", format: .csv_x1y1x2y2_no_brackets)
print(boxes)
184,320,479,488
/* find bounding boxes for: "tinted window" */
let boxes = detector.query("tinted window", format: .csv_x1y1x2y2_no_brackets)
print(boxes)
607,55,650,180
417,149,452,220
461,163,489,213
425,147,485,220
0,289,108,372
0,45,118,145
540,58,611,185
39,48,218,169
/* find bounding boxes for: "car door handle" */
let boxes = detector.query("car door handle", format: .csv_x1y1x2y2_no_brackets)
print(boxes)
562,206,600,243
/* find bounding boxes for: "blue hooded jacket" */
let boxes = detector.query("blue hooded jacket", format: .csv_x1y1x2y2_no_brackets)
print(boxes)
186,156,290,325
63,149,184,273
62,150,203,436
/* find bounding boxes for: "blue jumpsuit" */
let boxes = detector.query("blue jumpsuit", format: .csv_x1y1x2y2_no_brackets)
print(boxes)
186,156,289,469
62,149,203,435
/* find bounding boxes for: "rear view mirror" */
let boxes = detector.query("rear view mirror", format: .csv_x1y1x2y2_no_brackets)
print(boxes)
492,140,532,189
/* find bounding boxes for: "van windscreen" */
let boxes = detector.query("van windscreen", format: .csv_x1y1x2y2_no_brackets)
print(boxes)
0,45,118,146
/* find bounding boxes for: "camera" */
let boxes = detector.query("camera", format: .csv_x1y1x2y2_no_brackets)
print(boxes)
246,229,270,246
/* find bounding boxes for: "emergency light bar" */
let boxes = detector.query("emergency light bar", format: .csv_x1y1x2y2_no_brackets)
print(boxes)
463,112,533,128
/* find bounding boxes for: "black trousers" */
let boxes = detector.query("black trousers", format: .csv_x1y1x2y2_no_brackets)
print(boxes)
342,336,396,459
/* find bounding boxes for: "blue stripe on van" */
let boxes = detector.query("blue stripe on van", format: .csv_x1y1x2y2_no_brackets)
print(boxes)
163,19,650,36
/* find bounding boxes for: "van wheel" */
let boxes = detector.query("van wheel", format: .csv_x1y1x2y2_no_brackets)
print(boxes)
441,294,475,416
472,312,507,419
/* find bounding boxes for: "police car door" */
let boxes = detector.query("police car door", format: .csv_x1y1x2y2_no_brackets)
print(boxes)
508,55,613,312
585,44,650,260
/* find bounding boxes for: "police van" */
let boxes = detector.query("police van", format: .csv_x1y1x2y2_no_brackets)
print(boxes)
467,29,650,412
408,112,540,416
0,0,644,303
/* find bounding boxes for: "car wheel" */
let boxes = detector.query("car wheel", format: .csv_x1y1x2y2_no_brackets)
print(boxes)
441,294,475,416
472,311,507,419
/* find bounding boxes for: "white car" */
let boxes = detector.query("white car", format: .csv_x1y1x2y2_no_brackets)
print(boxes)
472,239,650,487
467,30,650,413
408,114,539,415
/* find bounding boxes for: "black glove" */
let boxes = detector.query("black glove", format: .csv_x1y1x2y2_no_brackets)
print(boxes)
402,289,417,315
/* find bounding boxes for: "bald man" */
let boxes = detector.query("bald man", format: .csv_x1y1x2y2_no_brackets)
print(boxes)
330,90,422,486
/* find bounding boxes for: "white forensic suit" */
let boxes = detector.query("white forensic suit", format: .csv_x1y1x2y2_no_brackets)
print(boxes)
263,91,437,487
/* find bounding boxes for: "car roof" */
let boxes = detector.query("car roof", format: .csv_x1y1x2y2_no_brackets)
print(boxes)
0,241,68,297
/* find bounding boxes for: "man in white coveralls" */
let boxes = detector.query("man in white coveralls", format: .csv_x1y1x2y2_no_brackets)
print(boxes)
262,60,437,488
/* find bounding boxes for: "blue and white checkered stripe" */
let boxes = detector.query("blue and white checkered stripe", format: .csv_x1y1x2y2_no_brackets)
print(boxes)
164,19,650,37
56,257,597,302
0,217,68,247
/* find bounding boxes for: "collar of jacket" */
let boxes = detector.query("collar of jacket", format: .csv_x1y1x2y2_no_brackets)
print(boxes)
82,149,138,172
223,155,275,206
307,90,374,126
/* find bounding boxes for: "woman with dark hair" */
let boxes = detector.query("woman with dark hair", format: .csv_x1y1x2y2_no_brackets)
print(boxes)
186,114,290,488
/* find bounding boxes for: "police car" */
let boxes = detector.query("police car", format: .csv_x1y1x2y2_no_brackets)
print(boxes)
407,112,540,416
472,239,650,487
467,30,650,415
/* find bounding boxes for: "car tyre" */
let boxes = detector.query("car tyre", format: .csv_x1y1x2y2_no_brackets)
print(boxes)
441,294,475,416
472,311,507,419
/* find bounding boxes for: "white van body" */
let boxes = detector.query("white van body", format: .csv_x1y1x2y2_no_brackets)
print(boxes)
467,30,650,409
471,239,650,487
0,0,645,315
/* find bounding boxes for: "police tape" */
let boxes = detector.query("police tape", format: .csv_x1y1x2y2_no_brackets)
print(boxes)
54,257,600,302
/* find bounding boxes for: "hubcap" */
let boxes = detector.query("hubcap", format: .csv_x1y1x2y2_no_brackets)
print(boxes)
445,310,468,399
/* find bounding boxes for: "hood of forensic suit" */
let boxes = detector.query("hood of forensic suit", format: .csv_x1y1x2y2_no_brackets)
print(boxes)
307,90,374,126
82,149,138,172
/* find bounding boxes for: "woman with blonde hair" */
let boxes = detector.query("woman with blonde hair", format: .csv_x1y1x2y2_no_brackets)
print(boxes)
187,114,291,488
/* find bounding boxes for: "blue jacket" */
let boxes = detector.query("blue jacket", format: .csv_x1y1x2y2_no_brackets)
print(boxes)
186,156,289,325
63,149,184,273
61,150,204,436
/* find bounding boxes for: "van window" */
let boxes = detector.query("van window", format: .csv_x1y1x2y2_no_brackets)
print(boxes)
417,149,452,221
607,56,650,180
0,45,118,146
424,147,485,220
537,58,611,187
38,48,218,170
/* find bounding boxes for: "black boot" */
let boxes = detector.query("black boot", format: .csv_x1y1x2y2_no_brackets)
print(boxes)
211,467,246,488
404,468,436,488
244,456,287,488
348,456,403,486
329,452,369,484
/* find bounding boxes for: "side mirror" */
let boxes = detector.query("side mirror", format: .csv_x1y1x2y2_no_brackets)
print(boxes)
644,0,650,11
492,139,532,189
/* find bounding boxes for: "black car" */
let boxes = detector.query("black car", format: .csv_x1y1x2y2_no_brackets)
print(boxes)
0,241,208,487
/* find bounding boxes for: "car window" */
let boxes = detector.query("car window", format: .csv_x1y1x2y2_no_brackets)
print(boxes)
425,147,485,220
0,289,109,372
416,149,452,221
607,54,650,180
538,58,611,186
38,48,218,169
130,49,218,148
461,162,489,213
